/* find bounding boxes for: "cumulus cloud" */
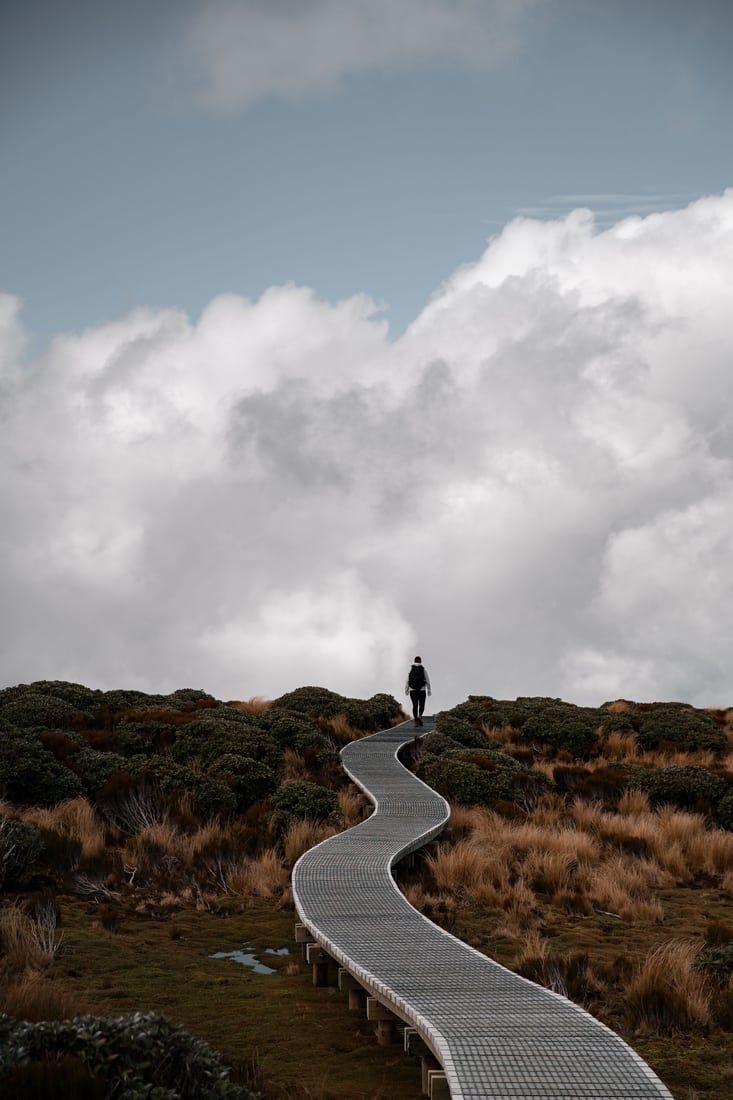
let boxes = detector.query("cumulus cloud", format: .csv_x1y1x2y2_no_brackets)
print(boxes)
180,0,542,110
2,190,733,707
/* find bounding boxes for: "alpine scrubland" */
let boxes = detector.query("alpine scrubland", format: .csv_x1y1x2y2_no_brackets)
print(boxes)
1,682,733,1099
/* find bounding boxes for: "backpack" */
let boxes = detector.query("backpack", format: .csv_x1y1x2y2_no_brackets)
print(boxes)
408,664,426,689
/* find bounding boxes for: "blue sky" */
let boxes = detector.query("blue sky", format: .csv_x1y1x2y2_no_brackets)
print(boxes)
4,0,731,346
2,1,733,708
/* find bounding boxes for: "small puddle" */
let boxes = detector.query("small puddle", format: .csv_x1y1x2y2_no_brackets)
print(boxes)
210,943,289,975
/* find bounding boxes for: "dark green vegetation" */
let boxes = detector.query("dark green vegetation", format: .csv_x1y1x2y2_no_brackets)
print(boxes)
2,683,733,1098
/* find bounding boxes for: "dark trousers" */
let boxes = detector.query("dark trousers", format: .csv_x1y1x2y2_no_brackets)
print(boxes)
409,689,426,719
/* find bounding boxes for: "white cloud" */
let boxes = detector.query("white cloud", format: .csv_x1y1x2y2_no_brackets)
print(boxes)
181,0,542,111
2,190,733,707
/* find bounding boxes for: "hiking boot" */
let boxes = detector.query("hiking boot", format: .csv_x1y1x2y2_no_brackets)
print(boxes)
414,718,419,727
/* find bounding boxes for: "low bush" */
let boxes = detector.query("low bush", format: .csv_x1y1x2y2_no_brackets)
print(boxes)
0,1011,255,1099
629,765,729,813
434,713,488,749
416,748,549,808
0,818,44,888
270,780,340,832
521,705,599,759
67,748,128,798
717,789,733,830
0,691,91,731
0,730,83,807
270,686,402,731
208,754,278,811
634,705,727,754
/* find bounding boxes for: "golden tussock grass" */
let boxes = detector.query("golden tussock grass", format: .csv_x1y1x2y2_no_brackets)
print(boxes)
426,839,492,892
0,969,84,1022
480,723,515,745
280,749,309,783
282,819,337,867
585,856,666,922
317,715,363,745
448,804,484,838
225,849,290,900
230,697,272,715
606,701,633,714
492,879,540,938
601,730,641,761
617,789,651,815
18,798,108,863
0,903,64,975
626,939,712,1034
338,788,369,827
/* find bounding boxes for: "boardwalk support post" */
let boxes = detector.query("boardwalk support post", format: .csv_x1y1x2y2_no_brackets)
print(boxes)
420,1053,442,1096
338,968,365,1011
366,996,399,1045
428,1070,450,1100
306,942,331,987
294,923,311,961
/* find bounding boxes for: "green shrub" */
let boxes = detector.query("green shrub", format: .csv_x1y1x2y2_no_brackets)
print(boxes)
270,780,340,832
697,944,733,977
0,817,44,888
416,747,548,808
172,722,280,770
100,688,173,713
635,705,727,753
0,730,83,807
68,747,128,797
629,765,729,812
718,790,733,830
434,713,488,748
521,705,599,759
0,1011,254,1099
0,691,89,731
208,754,278,811
270,686,402,731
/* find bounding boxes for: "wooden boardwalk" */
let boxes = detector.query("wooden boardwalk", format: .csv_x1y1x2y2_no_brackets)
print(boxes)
292,718,674,1100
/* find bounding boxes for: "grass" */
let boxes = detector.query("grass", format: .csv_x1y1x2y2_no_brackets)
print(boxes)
31,897,424,1100
4,688,733,1099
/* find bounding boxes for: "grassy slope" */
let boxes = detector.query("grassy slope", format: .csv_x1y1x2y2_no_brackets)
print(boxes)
3,684,733,1098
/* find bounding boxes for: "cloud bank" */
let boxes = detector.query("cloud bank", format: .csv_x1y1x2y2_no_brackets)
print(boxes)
181,0,542,110
2,191,733,707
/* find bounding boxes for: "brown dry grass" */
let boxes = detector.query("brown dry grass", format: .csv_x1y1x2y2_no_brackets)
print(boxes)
0,969,84,1022
280,749,310,783
225,849,290,901
282,819,337,867
338,788,369,827
229,697,272,715
316,715,364,746
414,792,733,930
626,939,712,1034
0,903,63,975
14,798,108,863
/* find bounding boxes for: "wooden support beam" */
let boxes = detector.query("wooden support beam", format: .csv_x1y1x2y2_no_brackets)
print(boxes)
428,1070,450,1100
306,943,330,987
404,1027,430,1057
337,968,362,992
294,923,311,942
375,1019,395,1046
421,1054,441,1096
366,997,397,1022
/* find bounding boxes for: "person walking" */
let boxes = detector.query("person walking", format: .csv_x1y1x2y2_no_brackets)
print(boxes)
405,656,431,727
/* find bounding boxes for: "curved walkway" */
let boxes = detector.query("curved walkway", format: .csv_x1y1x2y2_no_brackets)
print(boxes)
292,718,673,1100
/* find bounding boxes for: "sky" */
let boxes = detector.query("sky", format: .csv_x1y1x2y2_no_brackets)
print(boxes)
2,0,733,710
